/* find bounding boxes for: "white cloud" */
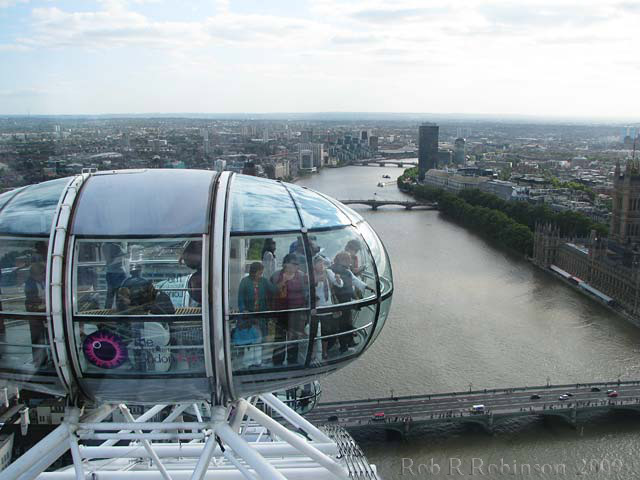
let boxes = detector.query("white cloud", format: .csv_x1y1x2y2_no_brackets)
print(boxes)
1,0,639,116
0,0,28,8
19,6,209,49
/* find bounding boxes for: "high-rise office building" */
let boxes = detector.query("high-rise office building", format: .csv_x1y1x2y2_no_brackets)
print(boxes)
301,129,313,142
418,123,439,181
299,149,314,172
622,126,638,143
454,137,466,164
298,143,324,169
438,149,453,166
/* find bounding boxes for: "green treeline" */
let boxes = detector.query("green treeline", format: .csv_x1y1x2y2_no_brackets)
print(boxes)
398,167,608,257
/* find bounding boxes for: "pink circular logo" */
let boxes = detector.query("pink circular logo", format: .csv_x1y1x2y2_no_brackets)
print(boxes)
83,330,128,369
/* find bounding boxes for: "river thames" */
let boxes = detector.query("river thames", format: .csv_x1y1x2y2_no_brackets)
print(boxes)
297,166,640,479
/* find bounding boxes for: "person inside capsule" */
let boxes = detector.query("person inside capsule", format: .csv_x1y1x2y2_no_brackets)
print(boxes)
102,242,127,309
271,253,309,366
179,240,203,307
115,266,175,315
0,172,392,404
237,260,274,343
24,249,48,367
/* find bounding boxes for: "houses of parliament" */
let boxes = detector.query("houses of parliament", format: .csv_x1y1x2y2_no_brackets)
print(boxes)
533,161,640,318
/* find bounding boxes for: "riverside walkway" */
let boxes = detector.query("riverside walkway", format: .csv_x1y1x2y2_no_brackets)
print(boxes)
303,381,640,435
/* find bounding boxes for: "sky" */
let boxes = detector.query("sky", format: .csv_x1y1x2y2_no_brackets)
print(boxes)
1,0,640,119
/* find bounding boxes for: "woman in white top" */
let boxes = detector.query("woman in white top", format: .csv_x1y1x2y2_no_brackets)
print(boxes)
261,238,277,279
313,255,343,307
312,255,343,361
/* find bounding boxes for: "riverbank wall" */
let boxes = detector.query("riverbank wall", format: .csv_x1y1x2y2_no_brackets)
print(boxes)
530,259,640,329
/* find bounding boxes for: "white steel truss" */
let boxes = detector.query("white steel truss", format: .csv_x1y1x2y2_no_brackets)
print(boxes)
3,394,378,480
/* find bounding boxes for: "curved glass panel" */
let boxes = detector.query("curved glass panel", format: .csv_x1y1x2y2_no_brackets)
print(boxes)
74,320,205,375
358,222,393,295
229,312,310,371
230,175,300,233
0,238,48,312
0,186,26,212
318,194,364,224
371,295,392,345
71,237,206,396
229,234,311,373
72,170,215,236
274,381,321,415
0,177,68,235
311,303,375,365
0,317,56,375
229,234,309,313
338,203,364,224
0,236,58,390
285,184,350,229
73,238,202,314
310,228,376,305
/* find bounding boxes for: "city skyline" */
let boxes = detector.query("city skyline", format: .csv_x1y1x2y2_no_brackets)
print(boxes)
1,0,640,119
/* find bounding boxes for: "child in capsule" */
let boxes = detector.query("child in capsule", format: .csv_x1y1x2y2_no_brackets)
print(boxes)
343,239,365,277
261,238,277,279
231,316,262,368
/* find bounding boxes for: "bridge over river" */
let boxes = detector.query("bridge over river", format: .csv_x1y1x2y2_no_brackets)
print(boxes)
301,381,640,436
351,159,418,167
339,200,436,210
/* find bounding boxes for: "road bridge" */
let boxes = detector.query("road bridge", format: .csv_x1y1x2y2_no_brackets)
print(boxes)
303,381,640,436
352,159,418,167
339,200,437,210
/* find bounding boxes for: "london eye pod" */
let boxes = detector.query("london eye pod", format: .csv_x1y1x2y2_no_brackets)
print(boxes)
0,169,393,405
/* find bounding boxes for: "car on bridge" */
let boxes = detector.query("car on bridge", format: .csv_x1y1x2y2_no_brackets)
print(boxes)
591,387,601,392
372,412,385,421
530,394,541,400
559,394,570,401
327,415,339,422
608,391,619,398
469,405,486,414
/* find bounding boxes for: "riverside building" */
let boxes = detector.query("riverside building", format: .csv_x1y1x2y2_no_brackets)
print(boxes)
533,161,640,321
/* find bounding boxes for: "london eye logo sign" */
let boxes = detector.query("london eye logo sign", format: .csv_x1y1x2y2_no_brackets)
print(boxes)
83,330,128,369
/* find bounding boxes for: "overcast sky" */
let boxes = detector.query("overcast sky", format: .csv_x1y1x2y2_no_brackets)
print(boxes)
1,0,639,119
